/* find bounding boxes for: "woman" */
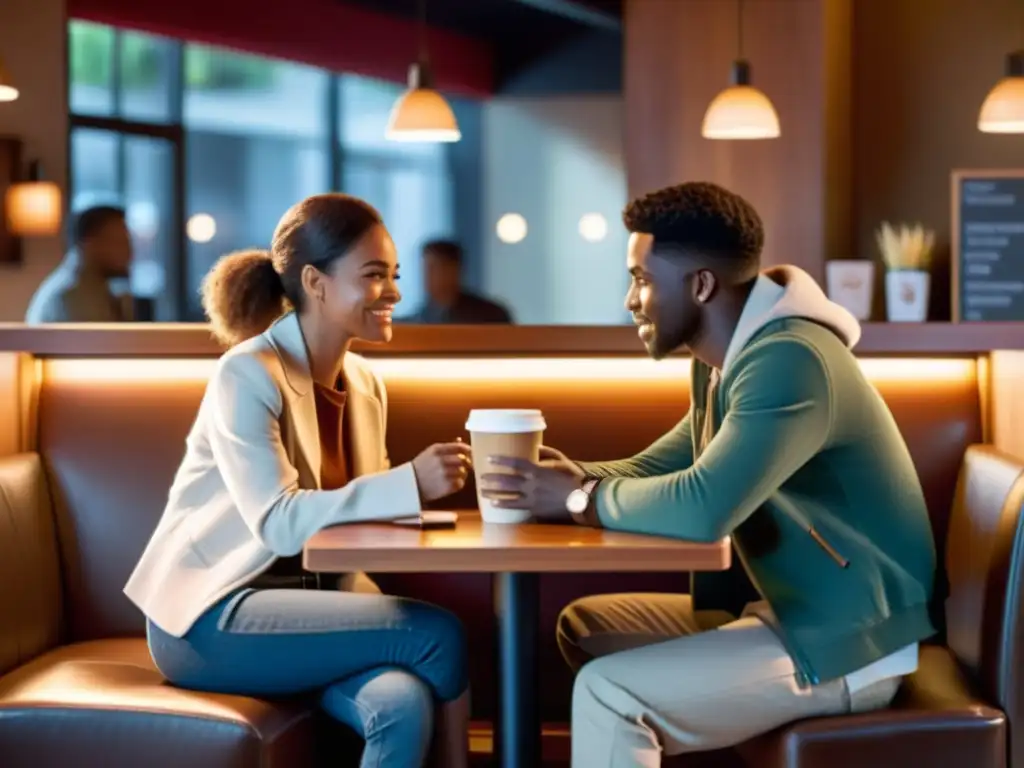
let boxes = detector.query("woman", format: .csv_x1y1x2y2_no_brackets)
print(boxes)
124,194,472,768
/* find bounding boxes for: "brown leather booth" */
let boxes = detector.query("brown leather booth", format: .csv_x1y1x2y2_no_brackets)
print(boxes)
733,444,1023,768
0,342,1018,767
0,452,321,767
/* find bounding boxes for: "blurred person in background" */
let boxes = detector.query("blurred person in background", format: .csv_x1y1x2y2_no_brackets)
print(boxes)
25,204,133,323
406,239,513,324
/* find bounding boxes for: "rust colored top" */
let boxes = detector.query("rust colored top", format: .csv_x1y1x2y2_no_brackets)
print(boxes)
313,380,351,491
259,379,351,581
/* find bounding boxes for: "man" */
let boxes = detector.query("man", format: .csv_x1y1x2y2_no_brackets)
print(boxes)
481,182,936,766
25,205,133,323
406,239,513,324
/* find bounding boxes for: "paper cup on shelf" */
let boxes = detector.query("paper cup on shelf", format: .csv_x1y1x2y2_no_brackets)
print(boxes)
465,409,546,524
826,260,875,320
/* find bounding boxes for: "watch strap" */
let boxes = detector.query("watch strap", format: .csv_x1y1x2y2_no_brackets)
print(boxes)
573,478,602,528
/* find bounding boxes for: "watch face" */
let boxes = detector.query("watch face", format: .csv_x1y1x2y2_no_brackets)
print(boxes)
566,488,589,514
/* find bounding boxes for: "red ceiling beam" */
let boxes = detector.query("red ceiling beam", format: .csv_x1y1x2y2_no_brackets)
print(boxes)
68,0,494,97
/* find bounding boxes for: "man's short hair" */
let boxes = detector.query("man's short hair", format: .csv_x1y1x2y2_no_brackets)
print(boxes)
622,182,764,273
422,239,463,265
72,205,126,246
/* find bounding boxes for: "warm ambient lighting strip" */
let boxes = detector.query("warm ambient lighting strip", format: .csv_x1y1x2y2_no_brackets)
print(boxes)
42,357,976,384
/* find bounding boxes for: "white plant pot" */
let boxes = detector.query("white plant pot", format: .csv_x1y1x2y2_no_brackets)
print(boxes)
826,260,875,320
885,270,930,322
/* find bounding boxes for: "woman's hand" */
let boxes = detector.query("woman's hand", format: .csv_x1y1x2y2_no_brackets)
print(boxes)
538,445,584,478
412,440,473,503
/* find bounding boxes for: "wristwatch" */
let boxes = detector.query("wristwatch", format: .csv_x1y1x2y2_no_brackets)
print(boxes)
566,478,601,526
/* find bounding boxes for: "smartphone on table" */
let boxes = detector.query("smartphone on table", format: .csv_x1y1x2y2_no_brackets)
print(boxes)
392,511,459,530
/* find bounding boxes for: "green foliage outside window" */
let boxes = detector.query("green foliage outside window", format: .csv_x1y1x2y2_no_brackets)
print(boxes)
185,46,277,90
69,21,279,91
69,22,115,87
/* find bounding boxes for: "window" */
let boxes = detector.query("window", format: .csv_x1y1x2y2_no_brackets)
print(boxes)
182,47,330,317
69,21,183,321
70,22,179,124
123,136,176,319
120,30,179,124
68,21,458,322
69,21,116,117
337,75,455,317
70,126,179,320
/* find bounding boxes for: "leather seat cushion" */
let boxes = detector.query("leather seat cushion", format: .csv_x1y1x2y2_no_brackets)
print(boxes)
0,638,318,768
736,645,1007,767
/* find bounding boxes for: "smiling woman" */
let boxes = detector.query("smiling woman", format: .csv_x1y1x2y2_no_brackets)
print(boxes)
125,190,475,768
199,193,397,349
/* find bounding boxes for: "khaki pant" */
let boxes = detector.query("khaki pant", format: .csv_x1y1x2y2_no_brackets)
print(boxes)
558,593,901,768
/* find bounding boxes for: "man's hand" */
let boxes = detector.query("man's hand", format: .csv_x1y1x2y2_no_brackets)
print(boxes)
479,455,583,522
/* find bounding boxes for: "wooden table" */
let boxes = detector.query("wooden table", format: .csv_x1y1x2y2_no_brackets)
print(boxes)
305,513,731,768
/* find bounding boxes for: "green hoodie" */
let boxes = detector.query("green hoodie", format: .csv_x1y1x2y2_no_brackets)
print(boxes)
580,267,936,686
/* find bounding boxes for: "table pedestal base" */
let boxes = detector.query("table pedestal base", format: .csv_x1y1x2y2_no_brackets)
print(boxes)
493,571,541,768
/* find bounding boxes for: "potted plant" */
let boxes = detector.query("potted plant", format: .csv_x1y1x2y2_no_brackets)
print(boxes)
876,222,934,322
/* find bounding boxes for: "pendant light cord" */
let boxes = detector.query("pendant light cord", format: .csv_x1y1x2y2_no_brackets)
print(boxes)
417,0,428,63
737,0,745,58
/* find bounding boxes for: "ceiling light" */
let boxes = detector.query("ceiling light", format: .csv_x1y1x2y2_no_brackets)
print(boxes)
0,58,17,102
702,0,779,140
186,213,217,243
578,213,608,242
386,63,461,143
702,62,780,139
386,0,460,143
979,50,1024,134
496,213,527,244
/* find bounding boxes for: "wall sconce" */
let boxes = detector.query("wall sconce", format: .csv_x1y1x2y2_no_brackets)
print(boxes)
5,161,62,236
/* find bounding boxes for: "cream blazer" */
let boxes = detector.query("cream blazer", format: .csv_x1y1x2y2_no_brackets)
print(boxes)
124,312,421,637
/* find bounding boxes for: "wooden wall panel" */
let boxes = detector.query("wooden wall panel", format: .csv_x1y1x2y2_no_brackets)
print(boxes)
988,350,1024,460
624,0,852,282
852,0,1024,321
0,352,37,456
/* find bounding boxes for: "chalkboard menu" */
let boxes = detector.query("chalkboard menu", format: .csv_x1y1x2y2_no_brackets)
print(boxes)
952,170,1024,321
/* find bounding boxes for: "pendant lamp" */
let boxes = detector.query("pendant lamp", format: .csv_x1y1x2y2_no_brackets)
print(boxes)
702,0,780,140
978,50,1024,134
0,57,18,102
386,0,460,143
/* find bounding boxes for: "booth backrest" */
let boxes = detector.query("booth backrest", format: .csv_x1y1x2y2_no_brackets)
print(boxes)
946,445,1024,755
0,452,62,677
34,356,982,721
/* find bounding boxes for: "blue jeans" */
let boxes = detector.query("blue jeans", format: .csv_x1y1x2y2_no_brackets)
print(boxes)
147,586,468,768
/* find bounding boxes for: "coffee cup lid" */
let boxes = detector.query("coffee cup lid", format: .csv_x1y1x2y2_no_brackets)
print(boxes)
465,409,546,434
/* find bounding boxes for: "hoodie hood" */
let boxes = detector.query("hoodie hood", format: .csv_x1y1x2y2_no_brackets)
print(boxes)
721,266,861,375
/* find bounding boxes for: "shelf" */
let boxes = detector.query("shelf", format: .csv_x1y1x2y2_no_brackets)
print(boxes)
855,322,1024,354
0,322,1020,358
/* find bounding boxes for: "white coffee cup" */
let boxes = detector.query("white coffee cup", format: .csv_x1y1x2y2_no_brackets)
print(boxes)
465,409,547,524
